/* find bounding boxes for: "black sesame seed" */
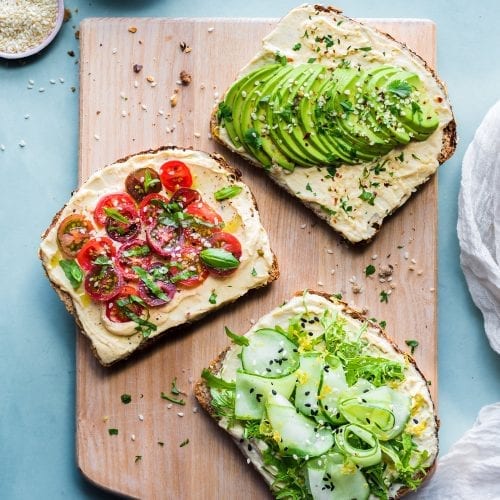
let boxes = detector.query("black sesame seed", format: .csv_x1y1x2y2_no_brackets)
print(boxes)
305,391,310,396
305,403,312,408
248,444,253,451
249,388,254,394
413,418,419,424
272,390,277,395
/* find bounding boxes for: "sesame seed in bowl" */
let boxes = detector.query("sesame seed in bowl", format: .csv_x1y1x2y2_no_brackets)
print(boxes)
0,0,64,60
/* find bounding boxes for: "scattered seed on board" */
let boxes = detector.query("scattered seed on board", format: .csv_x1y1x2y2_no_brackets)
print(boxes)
0,145,5,151
138,414,144,421
19,140,26,147
207,27,215,33
177,412,184,417
94,134,100,141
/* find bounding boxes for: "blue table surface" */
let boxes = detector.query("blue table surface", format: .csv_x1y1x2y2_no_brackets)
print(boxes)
1,0,500,498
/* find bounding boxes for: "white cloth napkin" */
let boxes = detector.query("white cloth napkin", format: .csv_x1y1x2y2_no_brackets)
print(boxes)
407,102,500,498
457,100,500,354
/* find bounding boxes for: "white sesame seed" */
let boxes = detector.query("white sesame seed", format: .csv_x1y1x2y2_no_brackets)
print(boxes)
429,287,435,292
138,414,144,421
192,407,198,413
24,114,30,119
141,103,147,111
28,79,34,85
38,87,45,92
411,258,417,265
94,134,100,141
167,403,173,409
59,77,65,83
208,133,212,140
131,434,136,441
0,144,5,151
417,270,423,276
371,254,378,260
379,278,386,283
177,412,184,417
318,281,324,286
27,85,33,89
327,249,334,254
207,27,215,33
194,132,201,138
246,458,251,464
133,80,139,88
330,269,335,275
158,109,164,115
120,91,127,99
300,223,307,229
19,140,26,147
121,110,127,117
112,48,117,54
49,79,56,84
404,251,409,260
214,91,219,99
151,82,157,87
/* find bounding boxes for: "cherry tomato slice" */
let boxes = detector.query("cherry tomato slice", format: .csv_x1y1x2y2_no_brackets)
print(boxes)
57,214,94,258
105,206,141,242
125,167,162,202
94,193,137,227
84,264,123,301
76,237,117,271
116,239,152,280
170,188,201,208
137,263,176,307
138,193,170,227
159,160,193,192
186,201,223,226
205,231,242,276
105,285,145,323
169,245,208,288
145,222,178,257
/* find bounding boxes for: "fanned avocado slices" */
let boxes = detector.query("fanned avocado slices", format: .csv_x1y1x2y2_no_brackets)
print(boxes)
217,62,439,170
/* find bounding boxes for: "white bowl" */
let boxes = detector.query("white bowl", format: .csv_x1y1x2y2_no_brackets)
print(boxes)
0,0,65,60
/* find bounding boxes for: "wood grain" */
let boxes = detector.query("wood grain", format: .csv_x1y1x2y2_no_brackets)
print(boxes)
78,17,437,499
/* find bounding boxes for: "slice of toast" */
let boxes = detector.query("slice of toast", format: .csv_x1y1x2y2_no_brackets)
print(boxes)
195,290,438,499
39,146,278,366
211,5,457,243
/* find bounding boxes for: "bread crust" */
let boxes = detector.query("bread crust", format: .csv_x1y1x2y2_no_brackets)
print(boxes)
39,145,279,367
210,5,457,245
194,290,439,499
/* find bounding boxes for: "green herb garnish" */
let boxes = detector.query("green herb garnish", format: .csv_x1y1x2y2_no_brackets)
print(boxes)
379,320,387,329
123,245,150,258
214,185,243,201
93,255,113,266
201,369,236,390
274,51,287,66
387,80,412,99
217,101,233,123
380,291,389,303
161,392,186,405
251,267,257,277
59,259,83,289
405,339,419,354
359,189,376,206
209,290,217,304
307,57,316,63
103,207,130,224
365,264,376,276
292,42,302,51
116,295,157,338
121,394,132,404
179,438,190,448
108,428,119,436
143,170,160,191
200,248,239,270
133,266,170,302
243,128,263,150
224,326,249,346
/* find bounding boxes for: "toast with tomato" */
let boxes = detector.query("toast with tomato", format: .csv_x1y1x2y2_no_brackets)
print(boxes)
39,147,278,366
195,290,438,499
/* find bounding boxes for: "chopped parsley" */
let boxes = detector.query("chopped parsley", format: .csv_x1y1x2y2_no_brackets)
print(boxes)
103,207,130,224
209,290,217,304
134,455,142,463
379,320,387,329
123,245,150,258
179,438,190,448
359,189,376,206
143,169,160,191
217,101,232,123
243,128,263,150
171,377,185,396
108,428,119,436
305,182,313,192
358,46,372,51
292,42,302,51
307,57,316,63
387,80,412,99
274,51,287,66
405,339,419,354
380,290,389,303
251,267,257,277
365,264,376,276
161,392,186,405
120,393,132,404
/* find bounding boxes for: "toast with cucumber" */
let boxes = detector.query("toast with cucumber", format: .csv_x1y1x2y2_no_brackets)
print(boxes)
195,291,437,499
211,4,456,243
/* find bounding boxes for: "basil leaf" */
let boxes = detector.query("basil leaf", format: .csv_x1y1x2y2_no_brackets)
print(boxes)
93,255,112,266
214,185,243,201
133,266,170,302
225,326,249,346
169,269,196,284
123,245,150,258
104,207,130,224
59,259,83,289
143,169,160,191
200,248,239,270
116,295,157,338
201,369,236,390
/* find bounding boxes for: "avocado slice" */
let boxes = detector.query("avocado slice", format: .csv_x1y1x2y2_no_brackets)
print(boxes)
229,64,279,165
244,65,297,171
267,64,317,167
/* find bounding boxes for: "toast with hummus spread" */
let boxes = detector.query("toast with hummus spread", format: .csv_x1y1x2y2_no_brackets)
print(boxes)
39,147,278,366
195,291,437,499
212,5,456,243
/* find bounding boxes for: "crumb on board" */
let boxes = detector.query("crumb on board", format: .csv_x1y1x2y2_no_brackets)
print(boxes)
180,70,192,86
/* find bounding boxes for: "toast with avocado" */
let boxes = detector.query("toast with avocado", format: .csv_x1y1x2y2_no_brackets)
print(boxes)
211,4,456,243
195,291,438,499
39,146,278,366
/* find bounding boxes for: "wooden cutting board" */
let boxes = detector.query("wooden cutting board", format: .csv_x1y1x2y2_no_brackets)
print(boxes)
78,16,438,499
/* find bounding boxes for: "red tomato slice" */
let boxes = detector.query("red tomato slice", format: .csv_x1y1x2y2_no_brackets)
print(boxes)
116,239,152,280
159,160,193,192
57,214,94,258
205,231,242,276
76,237,117,271
170,187,201,208
137,263,177,307
105,206,141,242
146,223,179,257
169,246,208,288
105,285,145,323
138,193,169,227
94,193,137,227
84,264,123,301
186,201,223,226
